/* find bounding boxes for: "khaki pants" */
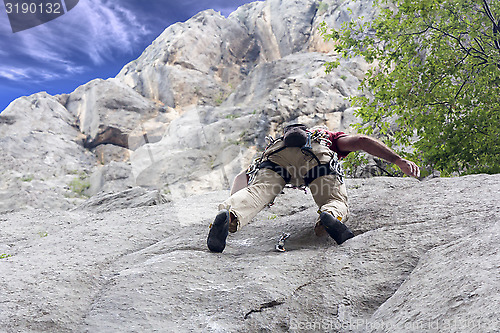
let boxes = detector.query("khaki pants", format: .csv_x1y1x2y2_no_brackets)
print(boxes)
219,140,349,230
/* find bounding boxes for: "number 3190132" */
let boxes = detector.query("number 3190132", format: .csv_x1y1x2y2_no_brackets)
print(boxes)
5,1,62,14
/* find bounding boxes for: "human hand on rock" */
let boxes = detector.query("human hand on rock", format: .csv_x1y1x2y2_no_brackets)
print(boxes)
396,158,420,178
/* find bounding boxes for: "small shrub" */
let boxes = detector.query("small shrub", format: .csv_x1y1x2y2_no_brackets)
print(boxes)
215,92,225,106
69,177,90,197
227,139,244,146
226,114,239,120
21,175,34,182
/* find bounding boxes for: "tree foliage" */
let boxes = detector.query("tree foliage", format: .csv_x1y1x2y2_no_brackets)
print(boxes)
321,0,500,176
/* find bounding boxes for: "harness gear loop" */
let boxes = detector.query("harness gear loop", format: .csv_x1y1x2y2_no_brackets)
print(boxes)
329,152,345,184
308,128,332,147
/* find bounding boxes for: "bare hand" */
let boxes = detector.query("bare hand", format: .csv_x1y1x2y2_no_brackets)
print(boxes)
395,158,420,178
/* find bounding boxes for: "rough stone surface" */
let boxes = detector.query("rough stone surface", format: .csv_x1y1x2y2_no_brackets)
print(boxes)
0,0,376,212
76,187,168,213
87,162,136,197
369,222,500,333
1,1,499,331
64,78,172,148
0,175,498,332
0,93,96,212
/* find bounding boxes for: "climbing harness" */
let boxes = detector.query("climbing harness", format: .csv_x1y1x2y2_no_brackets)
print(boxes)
259,160,292,183
246,135,282,184
245,125,345,208
304,127,345,184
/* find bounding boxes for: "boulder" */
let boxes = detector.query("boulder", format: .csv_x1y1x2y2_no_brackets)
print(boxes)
87,161,136,196
64,78,171,149
0,93,96,212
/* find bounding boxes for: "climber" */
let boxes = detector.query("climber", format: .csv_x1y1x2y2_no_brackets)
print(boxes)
207,124,420,253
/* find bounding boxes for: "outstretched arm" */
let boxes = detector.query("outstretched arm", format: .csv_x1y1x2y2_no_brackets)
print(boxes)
336,135,420,178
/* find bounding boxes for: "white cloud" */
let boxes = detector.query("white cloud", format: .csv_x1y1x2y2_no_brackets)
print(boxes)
65,0,151,64
0,0,151,82
0,64,86,82
0,68,29,81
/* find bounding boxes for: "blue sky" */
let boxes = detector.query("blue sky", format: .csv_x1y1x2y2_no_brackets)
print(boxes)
0,0,259,112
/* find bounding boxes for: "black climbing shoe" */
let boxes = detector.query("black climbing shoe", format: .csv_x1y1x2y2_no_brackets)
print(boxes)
207,210,230,253
320,212,354,245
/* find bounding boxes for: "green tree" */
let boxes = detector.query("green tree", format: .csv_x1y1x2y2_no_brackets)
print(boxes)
321,0,500,175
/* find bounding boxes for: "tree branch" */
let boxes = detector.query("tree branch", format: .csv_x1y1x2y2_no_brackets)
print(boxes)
482,0,497,26
453,76,470,101
482,0,500,53
427,24,490,64
474,37,486,53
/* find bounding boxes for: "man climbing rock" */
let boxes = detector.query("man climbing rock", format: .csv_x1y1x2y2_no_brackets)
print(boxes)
207,124,420,253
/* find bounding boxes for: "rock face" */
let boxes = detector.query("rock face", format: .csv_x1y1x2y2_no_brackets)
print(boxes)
0,175,498,332
0,0,377,213
63,78,172,149
0,93,96,212
1,1,499,331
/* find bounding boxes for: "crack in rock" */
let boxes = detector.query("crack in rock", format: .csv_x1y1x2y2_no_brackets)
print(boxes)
244,300,285,319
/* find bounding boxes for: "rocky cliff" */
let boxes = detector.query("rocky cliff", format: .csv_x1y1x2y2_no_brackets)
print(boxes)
0,0,374,212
